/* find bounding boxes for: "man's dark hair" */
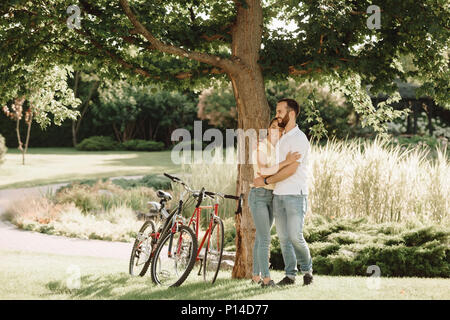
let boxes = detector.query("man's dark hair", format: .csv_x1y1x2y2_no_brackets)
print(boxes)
278,98,300,118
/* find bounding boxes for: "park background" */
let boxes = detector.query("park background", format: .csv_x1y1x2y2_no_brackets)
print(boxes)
0,0,449,299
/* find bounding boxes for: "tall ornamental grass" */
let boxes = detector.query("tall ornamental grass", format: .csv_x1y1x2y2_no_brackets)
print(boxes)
178,138,448,224
308,137,448,223
173,149,239,225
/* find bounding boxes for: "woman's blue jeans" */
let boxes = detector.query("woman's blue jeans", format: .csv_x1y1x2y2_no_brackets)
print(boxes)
248,187,274,278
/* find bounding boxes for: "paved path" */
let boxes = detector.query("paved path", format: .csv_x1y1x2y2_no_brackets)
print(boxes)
0,176,144,260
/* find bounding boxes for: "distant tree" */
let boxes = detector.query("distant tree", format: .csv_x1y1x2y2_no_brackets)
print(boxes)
92,80,197,144
1,64,80,164
71,71,101,146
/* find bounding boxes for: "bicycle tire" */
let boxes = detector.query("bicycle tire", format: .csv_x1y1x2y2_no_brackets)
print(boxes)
203,217,224,284
150,225,198,287
129,220,156,276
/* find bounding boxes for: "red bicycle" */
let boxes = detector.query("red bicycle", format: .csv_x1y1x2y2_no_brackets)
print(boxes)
129,172,242,287
129,173,200,286
187,190,243,284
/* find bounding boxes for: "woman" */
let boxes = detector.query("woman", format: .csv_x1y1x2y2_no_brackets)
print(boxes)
249,118,301,287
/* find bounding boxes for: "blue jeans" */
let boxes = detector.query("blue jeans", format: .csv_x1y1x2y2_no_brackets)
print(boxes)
248,187,274,278
273,194,312,277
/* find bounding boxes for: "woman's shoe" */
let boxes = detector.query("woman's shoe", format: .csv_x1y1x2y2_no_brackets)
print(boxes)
250,279,262,285
261,280,277,288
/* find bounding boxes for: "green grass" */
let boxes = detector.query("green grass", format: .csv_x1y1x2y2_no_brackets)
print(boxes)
0,148,179,189
1,250,449,300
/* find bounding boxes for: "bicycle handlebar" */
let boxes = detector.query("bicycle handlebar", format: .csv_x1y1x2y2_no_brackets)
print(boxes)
204,191,243,215
164,172,181,182
163,173,243,215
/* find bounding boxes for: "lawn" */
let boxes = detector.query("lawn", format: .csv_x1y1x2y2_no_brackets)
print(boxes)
1,250,449,300
0,148,179,189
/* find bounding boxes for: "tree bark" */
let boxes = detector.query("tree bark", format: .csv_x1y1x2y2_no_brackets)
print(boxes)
72,71,80,147
229,0,271,279
15,117,24,165
23,109,33,165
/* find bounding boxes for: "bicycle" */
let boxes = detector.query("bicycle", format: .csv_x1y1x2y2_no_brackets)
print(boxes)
128,189,174,277
129,172,243,286
186,190,243,284
149,173,206,287
129,174,199,282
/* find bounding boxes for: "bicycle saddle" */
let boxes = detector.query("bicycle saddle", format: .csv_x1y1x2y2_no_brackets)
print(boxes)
156,190,173,201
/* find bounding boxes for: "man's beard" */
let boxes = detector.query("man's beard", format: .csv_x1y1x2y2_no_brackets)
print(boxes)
277,113,290,128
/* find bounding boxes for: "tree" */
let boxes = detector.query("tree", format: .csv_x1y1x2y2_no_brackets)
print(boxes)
0,0,448,278
1,63,80,164
92,80,197,144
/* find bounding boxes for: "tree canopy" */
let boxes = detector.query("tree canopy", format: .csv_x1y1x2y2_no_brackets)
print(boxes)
1,1,448,108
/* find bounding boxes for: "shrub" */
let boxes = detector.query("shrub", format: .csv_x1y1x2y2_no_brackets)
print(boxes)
53,179,159,215
401,226,448,247
7,180,156,242
57,175,173,201
391,135,444,151
111,174,172,190
309,242,340,257
121,139,165,151
0,134,7,165
223,218,236,251
75,136,120,151
269,218,450,278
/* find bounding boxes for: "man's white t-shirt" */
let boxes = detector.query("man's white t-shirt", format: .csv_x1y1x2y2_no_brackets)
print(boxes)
273,125,310,195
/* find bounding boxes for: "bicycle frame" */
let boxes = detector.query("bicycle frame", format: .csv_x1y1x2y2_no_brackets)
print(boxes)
186,202,220,262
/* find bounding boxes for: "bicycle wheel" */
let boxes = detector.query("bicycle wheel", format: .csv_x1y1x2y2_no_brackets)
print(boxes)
150,225,197,287
129,220,156,276
203,217,224,284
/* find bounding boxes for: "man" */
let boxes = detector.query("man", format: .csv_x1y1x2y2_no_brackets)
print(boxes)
253,98,313,286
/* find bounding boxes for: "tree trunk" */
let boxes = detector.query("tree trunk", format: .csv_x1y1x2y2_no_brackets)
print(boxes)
15,117,24,165
112,123,122,143
413,101,418,134
229,0,271,279
23,110,33,165
73,79,100,147
72,71,80,147
425,102,434,136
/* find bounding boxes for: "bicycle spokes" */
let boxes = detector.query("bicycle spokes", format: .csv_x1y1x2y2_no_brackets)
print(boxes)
151,225,197,287
129,220,156,277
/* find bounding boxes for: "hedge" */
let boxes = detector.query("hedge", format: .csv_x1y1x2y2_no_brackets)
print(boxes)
76,136,165,152
269,218,449,278
121,139,165,151
75,136,120,151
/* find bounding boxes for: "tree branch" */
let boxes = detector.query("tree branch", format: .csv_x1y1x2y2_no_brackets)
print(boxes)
78,0,156,50
70,26,159,79
118,0,235,73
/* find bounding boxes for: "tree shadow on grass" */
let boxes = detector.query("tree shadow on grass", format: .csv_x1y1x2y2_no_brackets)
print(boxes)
46,273,288,300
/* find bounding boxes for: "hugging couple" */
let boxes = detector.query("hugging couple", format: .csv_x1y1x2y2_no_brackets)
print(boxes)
249,98,313,288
